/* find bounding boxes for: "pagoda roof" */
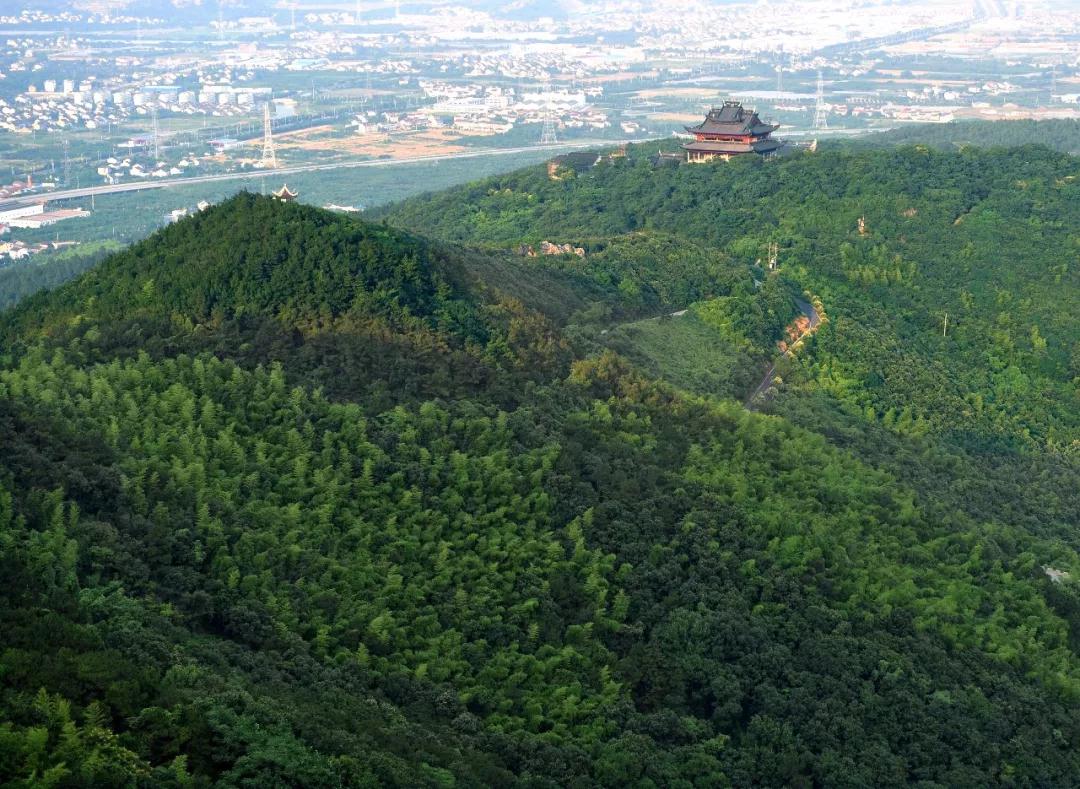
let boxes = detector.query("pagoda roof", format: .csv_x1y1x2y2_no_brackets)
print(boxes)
685,101,778,136
272,184,298,200
682,138,783,155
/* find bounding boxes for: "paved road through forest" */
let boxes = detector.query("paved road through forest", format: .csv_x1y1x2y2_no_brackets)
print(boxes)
746,296,821,409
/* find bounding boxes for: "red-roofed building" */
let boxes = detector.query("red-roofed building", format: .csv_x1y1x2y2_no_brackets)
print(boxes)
682,102,783,163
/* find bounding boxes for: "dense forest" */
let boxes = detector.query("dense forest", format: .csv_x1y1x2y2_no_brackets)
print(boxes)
852,118,1080,154
1,140,1078,786
0,242,121,312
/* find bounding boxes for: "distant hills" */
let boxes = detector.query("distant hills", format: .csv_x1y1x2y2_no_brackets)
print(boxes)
850,118,1080,155
1,139,1078,786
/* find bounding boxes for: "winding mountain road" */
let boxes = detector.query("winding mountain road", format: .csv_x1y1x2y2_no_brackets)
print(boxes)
746,297,821,409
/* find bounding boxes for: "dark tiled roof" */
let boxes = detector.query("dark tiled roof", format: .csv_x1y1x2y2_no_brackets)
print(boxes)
0,197,44,212
685,101,777,137
682,138,783,155
648,151,684,167
550,151,601,172
748,123,781,135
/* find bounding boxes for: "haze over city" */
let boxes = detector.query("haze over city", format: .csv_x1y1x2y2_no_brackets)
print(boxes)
1,3,1079,787
2,0,1080,255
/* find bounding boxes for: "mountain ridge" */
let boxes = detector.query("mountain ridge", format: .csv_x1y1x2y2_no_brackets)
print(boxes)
1,146,1079,787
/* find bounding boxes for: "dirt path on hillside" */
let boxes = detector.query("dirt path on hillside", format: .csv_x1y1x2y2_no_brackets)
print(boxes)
746,297,821,410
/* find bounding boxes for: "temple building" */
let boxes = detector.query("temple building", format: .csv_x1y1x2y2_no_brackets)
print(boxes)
682,102,782,163
272,184,298,201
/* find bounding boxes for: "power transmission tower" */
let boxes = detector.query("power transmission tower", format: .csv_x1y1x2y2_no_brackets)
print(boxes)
538,82,557,145
814,71,828,130
539,114,558,145
261,102,277,168
62,137,71,186
152,106,161,159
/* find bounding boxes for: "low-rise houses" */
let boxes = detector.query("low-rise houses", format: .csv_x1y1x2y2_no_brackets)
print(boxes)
1,78,276,134
416,78,608,136
0,196,90,231
0,238,80,262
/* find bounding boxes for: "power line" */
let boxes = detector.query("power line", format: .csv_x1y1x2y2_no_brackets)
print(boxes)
261,102,278,168
539,114,558,145
62,137,71,186
813,71,828,131
539,81,557,145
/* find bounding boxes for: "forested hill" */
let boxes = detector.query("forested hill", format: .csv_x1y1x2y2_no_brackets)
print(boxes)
1,149,1079,787
4,192,477,337
850,118,1080,153
378,144,1078,451
379,141,1079,550
0,193,607,409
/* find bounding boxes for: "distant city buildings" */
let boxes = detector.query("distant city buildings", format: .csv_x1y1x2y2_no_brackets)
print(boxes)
0,0,1078,214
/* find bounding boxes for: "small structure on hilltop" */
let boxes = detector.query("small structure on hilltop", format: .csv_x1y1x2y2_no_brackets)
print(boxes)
649,149,683,168
272,184,298,202
682,101,782,163
547,151,601,180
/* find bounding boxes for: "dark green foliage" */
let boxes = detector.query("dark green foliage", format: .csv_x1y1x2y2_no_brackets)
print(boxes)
1,146,1079,787
4,192,482,340
382,143,1077,453
0,242,122,312
852,119,1080,154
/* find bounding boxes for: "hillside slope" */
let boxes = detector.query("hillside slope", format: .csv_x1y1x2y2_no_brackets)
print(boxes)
851,119,1080,154
380,143,1079,531
1,168,1079,787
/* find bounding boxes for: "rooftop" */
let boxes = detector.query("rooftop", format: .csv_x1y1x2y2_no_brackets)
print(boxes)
683,138,783,154
686,101,779,138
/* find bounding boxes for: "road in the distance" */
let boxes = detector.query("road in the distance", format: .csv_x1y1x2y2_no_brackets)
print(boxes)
746,297,822,409
6,140,643,207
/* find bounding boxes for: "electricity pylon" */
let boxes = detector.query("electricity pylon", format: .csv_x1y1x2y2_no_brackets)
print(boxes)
813,71,828,130
261,102,277,168
539,113,558,145
539,81,557,144
62,137,71,185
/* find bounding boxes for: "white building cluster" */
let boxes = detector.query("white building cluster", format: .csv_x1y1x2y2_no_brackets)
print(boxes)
1,76,278,134
416,79,608,136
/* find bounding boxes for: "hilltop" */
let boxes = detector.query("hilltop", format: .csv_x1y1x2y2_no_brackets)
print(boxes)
379,142,1078,465
1,150,1079,786
850,119,1080,154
